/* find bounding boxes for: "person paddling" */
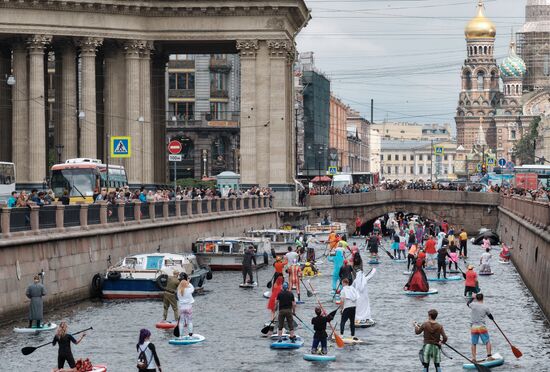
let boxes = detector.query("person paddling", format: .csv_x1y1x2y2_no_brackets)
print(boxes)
479,248,492,274
353,269,376,326
161,271,179,323
467,293,494,362
176,273,195,338
339,278,359,339
407,244,419,272
26,274,46,329
52,322,86,371
136,329,162,372
459,228,468,258
276,282,296,342
464,265,479,298
242,246,257,285
414,309,447,372
436,245,448,279
339,260,355,285
267,276,284,323
405,252,429,293
311,307,335,355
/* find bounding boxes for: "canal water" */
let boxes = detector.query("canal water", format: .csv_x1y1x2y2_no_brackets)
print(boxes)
1,238,549,371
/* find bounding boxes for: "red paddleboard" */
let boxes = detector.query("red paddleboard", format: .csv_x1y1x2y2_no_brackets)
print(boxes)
156,321,177,329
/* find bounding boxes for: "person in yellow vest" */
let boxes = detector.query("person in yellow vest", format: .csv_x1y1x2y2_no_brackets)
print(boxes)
302,262,316,277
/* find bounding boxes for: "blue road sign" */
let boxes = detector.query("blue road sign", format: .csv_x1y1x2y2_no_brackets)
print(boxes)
328,166,338,175
498,158,507,167
487,158,495,166
111,136,131,158
506,161,515,171
477,163,482,172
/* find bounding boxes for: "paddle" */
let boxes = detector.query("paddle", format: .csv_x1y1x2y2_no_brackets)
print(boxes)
444,343,491,372
293,313,315,334
380,246,395,260
173,317,180,337
455,263,467,279
261,313,277,335
300,279,313,297
332,280,342,301
490,317,522,358
307,281,344,348
22,327,93,355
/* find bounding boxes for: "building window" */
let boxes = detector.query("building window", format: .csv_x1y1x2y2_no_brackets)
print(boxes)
410,166,414,174
419,165,423,174
427,155,432,161
427,167,431,175
477,71,485,90
169,72,195,90
169,102,195,121
419,155,423,161
444,155,448,161
395,166,399,174
380,154,384,161
387,166,391,174
387,154,391,161
410,155,414,161
499,143,503,148
210,102,228,120
511,130,516,140
210,72,228,91
402,155,406,161
498,129,502,133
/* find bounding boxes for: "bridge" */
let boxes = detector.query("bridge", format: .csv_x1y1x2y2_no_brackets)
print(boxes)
1,191,549,322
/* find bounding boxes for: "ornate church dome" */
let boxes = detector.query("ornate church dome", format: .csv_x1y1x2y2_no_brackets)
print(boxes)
500,40,527,78
465,0,496,39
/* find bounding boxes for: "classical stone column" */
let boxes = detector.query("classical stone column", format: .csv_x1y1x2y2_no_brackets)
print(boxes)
124,40,142,186
78,37,103,159
27,35,51,186
12,41,29,184
236,40,259,186
140,42,153,185
267,39,295,186
0,46,12,161
57,41,78,160
151,53,167,184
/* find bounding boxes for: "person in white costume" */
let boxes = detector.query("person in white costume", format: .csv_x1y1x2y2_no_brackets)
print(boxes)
353,268,377,326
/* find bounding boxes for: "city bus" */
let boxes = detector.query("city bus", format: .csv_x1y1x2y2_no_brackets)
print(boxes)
514,165,550,189
50,158,128,203
0,161,16,203
351,172,379,185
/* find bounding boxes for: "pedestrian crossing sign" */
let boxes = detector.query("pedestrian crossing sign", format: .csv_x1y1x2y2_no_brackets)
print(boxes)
487,158,495,166
111,136,131,158
434,146,444,155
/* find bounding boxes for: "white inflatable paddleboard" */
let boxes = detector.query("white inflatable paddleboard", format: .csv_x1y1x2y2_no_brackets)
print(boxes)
14,323,57,333
355,319,376,328
403,271,412,275
91,365,107,372
332,335,365,344
403,288,438,296
303,354,336,362
169,334,205,345
263,291,271,299
239,282,258,288
498,260,510,264
478,272,494,276
463,352,504,369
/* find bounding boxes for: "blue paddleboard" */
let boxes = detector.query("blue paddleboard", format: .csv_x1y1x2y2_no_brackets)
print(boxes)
428,275,462,282
303,354,336,362
270,336,304,349
463,353,504,369
368,259,380,265
393,259,407,263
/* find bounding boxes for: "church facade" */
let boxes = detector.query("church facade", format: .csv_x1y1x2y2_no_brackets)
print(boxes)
455,0,550,165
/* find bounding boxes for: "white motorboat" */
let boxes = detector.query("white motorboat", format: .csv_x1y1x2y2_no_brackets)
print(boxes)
193,236,271,270
304,222,348,242
246,229,303,256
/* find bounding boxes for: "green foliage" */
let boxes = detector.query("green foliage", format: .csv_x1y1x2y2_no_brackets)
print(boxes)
176,178,217,189
513,117,541,164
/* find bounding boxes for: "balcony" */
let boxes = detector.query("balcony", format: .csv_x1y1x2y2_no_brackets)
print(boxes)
210,89,228,99
168,89,195,99
168,60,195,70
209,57,231,72
166,111,240,129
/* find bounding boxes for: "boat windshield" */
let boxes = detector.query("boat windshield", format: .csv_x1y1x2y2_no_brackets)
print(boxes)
218,244,231,253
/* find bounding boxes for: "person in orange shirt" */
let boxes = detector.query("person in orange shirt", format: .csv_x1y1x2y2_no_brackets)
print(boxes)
407,244,419,271
464,265,478,297
424,236,437,268
269,257,285,288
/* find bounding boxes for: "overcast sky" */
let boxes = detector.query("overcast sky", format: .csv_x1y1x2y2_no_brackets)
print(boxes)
296,0,527,130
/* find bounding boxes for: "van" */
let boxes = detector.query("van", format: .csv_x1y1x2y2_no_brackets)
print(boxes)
331,174,353,189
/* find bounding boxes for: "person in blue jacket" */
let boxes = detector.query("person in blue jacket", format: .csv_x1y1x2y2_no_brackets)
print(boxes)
328,249,344,292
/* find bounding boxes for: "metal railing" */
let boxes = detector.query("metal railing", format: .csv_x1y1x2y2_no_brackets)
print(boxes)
0,196,272,238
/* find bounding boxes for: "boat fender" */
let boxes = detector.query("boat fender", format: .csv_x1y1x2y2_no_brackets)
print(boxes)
156,274,168,290
90,273,103,297
206,268,213,280
107,271,121,281
263,252,269,266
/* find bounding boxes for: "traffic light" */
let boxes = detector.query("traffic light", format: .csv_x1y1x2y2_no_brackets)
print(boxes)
481,164,487,174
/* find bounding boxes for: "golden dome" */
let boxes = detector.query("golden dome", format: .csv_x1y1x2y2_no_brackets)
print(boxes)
465,1,496,39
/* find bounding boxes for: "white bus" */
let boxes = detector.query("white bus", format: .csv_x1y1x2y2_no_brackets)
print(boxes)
0,162,16,203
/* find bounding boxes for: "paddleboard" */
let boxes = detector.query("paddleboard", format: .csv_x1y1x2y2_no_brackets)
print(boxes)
303,354,336,362
498,260,510,264
168,334,205,345
92,365,107,372
448,270,461,274
296,300,305,304
13,323,57,333
264,320,298,328
270,336,304,349
403,271,412,275
332,335,366,345
425,267,437,271
463,352,504,370
155,321,177,330
368,260,380,265
239,282,258,288
478,272,494,276
403,288,438,296
427,275,462,282
355,319,376,328
263,291,271,299
269,333,294,340
392,259,407,263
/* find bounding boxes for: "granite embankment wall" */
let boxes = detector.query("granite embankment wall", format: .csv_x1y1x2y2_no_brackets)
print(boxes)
0,198,277,323
497,197,550,319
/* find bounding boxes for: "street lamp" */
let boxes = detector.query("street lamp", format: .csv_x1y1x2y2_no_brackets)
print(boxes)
55,144,64,164
137,116,145,124
202,149,208,178
6,75,15,86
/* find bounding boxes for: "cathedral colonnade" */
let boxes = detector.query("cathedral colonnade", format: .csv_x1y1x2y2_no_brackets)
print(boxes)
0,1,310,198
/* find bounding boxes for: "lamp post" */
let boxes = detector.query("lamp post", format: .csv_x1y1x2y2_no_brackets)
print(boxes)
202,149,208,178
55,144,64,164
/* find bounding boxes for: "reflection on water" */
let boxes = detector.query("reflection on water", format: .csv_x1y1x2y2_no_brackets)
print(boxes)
0,240,549,371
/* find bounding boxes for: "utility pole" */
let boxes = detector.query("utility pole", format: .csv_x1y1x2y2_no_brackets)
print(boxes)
430,139,434,182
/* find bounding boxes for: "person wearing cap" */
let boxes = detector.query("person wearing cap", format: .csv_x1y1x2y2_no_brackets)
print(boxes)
464,265,479,297
467,293,494,362
311,306,337,354
275,282,296,342
26,274,46,328
241,246,257,285
161,270,180,323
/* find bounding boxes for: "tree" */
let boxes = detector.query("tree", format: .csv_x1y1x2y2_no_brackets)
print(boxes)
513,116,541,165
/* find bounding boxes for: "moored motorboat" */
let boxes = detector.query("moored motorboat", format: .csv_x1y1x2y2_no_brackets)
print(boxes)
304,222,347,242
92,253,211,300
193,236,270,270
246,229,303,256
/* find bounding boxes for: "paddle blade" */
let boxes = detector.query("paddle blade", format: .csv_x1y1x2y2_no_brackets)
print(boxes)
260,325,272,335
267,281,272,289
173,322,180,337
511,345,523,358
21,347,36,356
334,332,345,348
